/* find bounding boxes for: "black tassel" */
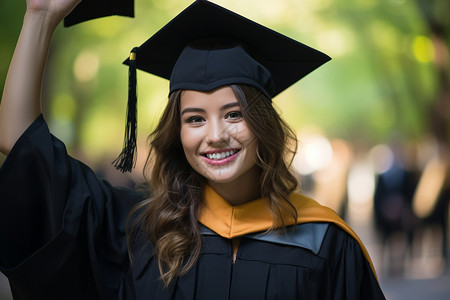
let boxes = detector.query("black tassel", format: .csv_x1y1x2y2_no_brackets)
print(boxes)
113,48,138,172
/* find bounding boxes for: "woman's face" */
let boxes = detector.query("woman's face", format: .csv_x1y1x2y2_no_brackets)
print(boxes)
180,86,258,185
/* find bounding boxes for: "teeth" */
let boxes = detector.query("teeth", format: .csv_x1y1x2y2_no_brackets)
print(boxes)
206,150,236,160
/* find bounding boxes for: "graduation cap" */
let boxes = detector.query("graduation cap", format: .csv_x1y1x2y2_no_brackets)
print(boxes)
69,0,330,172
125,0,330,97
64,0,134,27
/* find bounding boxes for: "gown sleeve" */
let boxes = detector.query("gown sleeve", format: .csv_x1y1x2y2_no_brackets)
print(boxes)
320,224,385,300
0,115,146,299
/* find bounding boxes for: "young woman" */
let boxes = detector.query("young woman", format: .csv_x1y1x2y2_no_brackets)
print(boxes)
0,0,385,299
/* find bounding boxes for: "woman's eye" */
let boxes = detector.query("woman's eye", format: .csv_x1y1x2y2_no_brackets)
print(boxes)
226,111,242,120
186,116,204,124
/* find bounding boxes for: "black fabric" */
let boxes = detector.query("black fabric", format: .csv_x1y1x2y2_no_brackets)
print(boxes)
124,0,330,98
0,115,146,299
170,43,274,98
0,116,384,299
64,0,134,27
126,223,385,300
244,222,329,255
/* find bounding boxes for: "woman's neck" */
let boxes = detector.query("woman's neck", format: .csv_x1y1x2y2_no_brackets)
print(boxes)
208,165,261,206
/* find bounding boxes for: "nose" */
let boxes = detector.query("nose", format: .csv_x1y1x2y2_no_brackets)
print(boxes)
206,119,229,145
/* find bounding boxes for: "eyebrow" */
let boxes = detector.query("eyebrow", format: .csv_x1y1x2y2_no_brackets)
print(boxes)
181,101,240,115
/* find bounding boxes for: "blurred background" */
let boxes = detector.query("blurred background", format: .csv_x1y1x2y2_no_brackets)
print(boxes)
1,0,449,298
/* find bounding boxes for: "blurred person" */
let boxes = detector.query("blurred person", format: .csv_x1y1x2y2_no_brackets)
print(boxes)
0,0,384,299
373,143,420,276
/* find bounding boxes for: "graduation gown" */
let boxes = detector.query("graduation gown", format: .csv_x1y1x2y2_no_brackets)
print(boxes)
0,115,385,299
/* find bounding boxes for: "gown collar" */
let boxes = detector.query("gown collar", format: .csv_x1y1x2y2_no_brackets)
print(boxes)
198,185,378,280
198,184,352,239
198,185,275,239
198,185,328,238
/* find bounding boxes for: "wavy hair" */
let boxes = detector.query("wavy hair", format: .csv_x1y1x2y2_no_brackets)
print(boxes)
127,85,299,286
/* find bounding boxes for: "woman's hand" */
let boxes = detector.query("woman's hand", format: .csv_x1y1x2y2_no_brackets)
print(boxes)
26,0,82,28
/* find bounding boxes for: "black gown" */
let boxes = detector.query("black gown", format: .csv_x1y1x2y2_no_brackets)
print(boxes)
0,115,385,299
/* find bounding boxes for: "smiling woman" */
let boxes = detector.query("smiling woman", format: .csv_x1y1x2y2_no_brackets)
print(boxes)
180,87,258,190
134,82,301,285
0,0,384,299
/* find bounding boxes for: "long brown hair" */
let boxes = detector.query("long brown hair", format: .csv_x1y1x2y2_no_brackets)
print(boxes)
128,85,299,286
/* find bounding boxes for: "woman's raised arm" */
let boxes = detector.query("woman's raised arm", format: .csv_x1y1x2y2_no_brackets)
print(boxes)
0,0,81,155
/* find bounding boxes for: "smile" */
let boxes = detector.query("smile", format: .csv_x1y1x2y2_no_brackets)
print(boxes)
204,149,239,160
201,149,241,165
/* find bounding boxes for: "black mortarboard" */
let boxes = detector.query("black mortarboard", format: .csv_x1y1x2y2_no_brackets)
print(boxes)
125,0,330,97
64,0,134,27
113,0,330,172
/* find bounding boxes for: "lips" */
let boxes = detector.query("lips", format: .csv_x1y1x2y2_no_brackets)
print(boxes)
202,149,239,160
200,149,241,165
